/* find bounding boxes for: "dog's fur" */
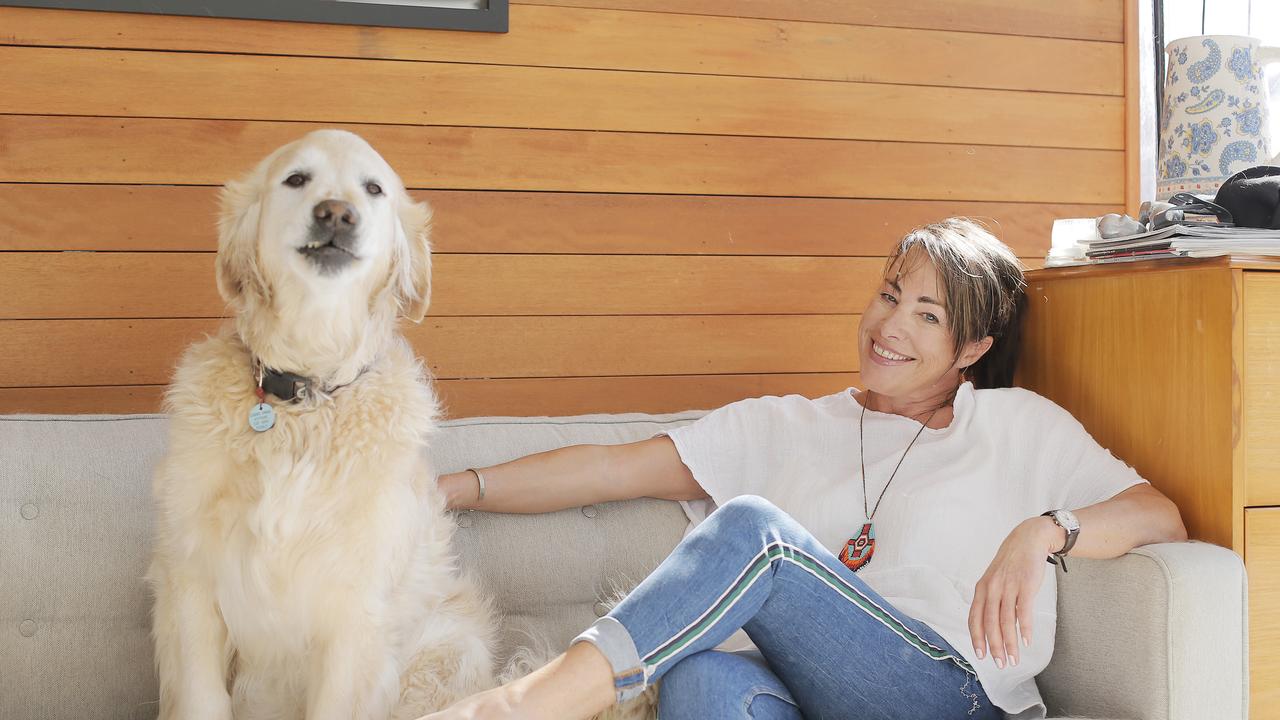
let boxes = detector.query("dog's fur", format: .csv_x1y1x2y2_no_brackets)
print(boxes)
148,130,496,720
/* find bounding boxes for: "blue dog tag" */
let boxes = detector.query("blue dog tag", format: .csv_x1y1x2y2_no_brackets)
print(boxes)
249,402,276,432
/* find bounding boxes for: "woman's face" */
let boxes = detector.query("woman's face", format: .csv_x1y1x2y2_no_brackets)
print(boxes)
857,251,989,400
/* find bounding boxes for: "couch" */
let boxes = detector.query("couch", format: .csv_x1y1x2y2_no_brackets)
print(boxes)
1,411,1249,720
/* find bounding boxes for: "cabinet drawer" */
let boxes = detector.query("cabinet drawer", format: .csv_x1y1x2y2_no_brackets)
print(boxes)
1247,508,1280,718
1245,273,1280,506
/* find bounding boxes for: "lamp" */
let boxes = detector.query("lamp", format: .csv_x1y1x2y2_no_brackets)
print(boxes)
1158,35,1280,200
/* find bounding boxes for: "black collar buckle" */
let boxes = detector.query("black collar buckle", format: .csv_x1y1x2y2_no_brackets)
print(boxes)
261,368,312,402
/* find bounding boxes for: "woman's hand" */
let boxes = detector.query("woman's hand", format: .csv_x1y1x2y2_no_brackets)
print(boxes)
967,516,1064,669
415,690,517,720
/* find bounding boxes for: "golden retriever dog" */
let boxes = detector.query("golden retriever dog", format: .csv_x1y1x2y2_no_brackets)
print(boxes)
147,129,496,720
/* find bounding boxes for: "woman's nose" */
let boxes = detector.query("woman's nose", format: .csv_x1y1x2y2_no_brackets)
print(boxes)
880,306,908,339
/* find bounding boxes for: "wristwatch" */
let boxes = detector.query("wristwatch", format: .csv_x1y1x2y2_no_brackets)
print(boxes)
1041,509,1080,572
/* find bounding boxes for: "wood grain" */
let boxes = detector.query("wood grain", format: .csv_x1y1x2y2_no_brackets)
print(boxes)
0,5,1124,93
1245,272,1280,507
1232,268,1247,554
0,315,862,387
0,116,1126,204
0,385,167,416
0,373,860,417
0,184,1106,256
1018,263,1237,549
1246,508,1280,719
0,47,1123,150
0,253,900,319
519,0,1124,41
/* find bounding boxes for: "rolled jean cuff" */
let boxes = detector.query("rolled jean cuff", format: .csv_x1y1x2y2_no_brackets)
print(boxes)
571,615,648,703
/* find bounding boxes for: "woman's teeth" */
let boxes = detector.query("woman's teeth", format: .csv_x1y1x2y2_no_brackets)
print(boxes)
873,342,911,361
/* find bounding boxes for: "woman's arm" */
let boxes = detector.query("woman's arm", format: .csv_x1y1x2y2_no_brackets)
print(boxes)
437,435,708,514
968,483,1188,670
1035,482,1187,559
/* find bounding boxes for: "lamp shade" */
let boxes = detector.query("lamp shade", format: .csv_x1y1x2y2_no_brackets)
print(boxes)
1158,35,1279,200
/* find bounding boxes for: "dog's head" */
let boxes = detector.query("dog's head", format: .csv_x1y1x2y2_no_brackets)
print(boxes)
216,129,433,324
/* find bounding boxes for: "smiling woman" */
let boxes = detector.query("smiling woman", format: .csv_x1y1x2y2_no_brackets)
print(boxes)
857,219,1026,426
0,0,509,32
424,217,1187,720
865,219,1024,397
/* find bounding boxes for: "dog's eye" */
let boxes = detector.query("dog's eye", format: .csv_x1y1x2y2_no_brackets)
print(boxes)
365,182,383,197
284,173,310,188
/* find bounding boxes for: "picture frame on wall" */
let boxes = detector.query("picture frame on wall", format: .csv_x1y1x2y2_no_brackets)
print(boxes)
0,0,509,33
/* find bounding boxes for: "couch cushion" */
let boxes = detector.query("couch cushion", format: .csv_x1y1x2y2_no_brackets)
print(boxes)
428,412,705,662
1,415,167,720
0,410,703,720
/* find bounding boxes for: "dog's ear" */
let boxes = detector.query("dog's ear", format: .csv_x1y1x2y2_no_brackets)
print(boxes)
215,175,271,309
393,191,433,323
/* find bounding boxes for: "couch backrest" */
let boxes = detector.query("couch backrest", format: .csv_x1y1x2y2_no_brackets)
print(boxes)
0,411,702,720
4,412,1231,720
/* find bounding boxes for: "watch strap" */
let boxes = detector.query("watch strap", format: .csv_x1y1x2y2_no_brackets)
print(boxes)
1042,510,1080,572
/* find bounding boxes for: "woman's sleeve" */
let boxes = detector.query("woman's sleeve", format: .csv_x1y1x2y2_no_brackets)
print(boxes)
1034,395,1149,511
657,396,782,507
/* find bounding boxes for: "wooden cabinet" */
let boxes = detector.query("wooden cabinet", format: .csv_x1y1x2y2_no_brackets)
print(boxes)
1017,256,1279,718
1249,508,1280,717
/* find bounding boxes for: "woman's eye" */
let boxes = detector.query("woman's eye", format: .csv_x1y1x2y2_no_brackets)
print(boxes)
366,182,383,196
879,292,897,304
922,313,940,324
284,173,309,188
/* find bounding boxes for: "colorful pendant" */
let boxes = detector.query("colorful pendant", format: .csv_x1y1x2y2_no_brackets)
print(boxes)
839,522,875,572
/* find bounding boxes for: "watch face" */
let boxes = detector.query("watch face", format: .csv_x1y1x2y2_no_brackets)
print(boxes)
1057,509,1081,532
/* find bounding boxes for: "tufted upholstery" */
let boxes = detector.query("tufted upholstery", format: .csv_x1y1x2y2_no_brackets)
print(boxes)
0,412,1248,720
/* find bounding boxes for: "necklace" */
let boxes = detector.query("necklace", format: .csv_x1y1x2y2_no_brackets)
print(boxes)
838,394,941,573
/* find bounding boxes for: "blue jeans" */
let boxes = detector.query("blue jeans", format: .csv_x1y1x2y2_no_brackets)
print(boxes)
572,495,1003,720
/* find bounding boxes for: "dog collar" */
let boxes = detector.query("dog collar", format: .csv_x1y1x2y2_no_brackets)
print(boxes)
261,366,314,403
252,358,367,403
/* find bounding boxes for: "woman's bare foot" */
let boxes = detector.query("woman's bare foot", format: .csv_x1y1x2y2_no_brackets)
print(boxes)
418,642,617,720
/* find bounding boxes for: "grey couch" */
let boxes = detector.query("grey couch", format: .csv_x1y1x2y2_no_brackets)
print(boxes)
1,411,1249,720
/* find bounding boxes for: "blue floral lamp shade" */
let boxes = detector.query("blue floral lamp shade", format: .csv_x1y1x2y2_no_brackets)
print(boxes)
1158,36,1280,200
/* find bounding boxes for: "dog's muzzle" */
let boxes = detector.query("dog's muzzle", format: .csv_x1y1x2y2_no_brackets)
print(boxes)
299,199,360,273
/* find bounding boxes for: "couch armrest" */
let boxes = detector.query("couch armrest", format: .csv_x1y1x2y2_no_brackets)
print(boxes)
1037,542,1247,720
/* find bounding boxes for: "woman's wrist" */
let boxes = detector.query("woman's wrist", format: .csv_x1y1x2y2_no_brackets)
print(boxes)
1028,515,1068,554
440,470,481,511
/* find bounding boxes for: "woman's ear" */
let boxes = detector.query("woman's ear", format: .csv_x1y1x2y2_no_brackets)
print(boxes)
215,176,270,310
956,335,994,371
393,191,433,323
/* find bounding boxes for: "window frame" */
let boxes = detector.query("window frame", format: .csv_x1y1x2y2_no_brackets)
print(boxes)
0,0,509,33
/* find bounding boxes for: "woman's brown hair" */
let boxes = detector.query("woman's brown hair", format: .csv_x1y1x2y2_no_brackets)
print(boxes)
883,218,1027,389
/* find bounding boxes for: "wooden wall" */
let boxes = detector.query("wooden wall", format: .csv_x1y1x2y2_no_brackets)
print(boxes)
0,1,1125,418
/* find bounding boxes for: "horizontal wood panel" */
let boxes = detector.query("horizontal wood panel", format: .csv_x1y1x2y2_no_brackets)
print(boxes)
0,373,860,416
1,316,861,387
0,117,1125,204
0,47,1122,150
2,253,903,318
521,0,1123,41
0,385,166,415
0,6,1123,94
0,185,1104,256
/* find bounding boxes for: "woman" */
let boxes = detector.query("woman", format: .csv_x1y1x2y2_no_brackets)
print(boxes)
422,219,1187,720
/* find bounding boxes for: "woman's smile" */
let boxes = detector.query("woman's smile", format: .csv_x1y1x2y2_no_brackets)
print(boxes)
869,339,915,364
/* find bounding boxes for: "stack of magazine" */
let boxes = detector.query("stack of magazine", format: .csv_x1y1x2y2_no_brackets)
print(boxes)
1085,224,1280,262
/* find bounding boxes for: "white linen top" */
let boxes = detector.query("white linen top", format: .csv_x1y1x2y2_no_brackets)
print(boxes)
663,382,1147,719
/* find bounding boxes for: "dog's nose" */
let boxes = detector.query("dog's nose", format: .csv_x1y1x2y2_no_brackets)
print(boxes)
312,200,359,231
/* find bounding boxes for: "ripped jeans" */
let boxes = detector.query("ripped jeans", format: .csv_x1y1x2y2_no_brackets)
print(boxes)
571,495,1003,720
